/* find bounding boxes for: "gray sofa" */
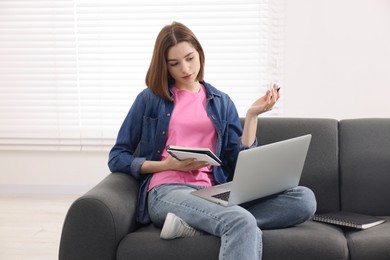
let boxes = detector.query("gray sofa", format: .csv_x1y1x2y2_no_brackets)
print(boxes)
59,117,390,260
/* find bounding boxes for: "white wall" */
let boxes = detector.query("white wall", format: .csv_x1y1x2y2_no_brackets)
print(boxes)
283,0,390,119
0,150,109,194
1,0,389,194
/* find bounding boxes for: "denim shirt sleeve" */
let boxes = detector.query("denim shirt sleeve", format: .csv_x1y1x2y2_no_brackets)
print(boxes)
108,90,147,180
241,134,258,150
221,98,243,180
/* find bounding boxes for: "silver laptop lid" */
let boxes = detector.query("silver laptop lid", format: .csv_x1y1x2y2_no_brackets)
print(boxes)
228,134,312,205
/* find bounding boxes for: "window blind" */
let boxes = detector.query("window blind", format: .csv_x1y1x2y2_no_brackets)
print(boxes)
0,0,284,151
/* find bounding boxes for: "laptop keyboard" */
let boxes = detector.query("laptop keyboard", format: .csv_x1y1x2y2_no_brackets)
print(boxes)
212,191,231,202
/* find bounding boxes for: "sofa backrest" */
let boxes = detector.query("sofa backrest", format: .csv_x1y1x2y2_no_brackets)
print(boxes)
241,117,340,213
247,117,340,213
339,118,390,215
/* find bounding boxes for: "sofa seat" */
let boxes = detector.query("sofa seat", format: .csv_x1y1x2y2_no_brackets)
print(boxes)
117,221,350,260
262,221,348,260
344,216,390,260
117,225,220,260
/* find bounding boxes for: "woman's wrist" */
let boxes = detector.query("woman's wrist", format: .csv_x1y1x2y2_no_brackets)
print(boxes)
140,160,169,174
245,110,259,122
241,112,258,147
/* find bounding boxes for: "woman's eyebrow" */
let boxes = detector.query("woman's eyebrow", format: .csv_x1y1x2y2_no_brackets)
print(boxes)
167,52,194,62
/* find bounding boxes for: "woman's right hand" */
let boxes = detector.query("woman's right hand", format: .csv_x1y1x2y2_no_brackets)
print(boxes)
140,155,209,174
163,155,209,172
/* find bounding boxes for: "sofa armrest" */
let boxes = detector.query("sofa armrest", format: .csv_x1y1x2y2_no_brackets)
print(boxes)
59,173,139,260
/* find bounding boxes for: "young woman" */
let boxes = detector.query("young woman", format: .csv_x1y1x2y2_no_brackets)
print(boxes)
108,21,316,260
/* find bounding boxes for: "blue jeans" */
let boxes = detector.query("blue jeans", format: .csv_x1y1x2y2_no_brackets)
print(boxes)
148,184,316,260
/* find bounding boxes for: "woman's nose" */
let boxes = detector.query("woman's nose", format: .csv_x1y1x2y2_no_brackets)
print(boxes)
181,62,190,73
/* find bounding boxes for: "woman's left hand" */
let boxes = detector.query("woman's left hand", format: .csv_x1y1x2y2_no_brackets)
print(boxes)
247,83,280,117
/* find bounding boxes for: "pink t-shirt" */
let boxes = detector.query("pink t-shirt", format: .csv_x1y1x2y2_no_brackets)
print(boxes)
148,84,217,191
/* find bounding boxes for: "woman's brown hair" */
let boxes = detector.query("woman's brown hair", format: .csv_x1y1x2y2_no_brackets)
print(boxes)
145,22,205,100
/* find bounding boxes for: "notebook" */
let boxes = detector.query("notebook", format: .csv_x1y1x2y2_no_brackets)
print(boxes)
191,134,312,206
312,211,385,230
167,145,222,166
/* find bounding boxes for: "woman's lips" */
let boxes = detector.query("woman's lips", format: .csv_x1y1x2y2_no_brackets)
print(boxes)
182,74,192,80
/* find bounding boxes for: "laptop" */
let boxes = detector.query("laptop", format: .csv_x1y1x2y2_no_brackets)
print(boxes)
191,134,312,206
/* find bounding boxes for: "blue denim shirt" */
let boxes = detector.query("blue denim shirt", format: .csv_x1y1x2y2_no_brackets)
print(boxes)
108,81,256,224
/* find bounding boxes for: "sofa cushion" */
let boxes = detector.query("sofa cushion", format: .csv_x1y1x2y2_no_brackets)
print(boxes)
117,221,349,260
253,118,340,213
345,216,390,260
263,220,349,260
117,225,220,260
339,119,390,215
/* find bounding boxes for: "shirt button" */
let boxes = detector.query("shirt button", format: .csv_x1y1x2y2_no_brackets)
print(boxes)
162,131,166,135
166,113,171,117
157,150,161,154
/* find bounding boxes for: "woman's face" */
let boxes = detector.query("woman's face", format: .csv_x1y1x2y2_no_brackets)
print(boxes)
166,41,201,91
